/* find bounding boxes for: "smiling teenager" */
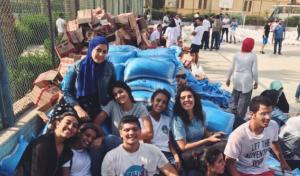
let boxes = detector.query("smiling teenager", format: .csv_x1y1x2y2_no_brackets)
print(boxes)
14,112,79,176
101,116,178,176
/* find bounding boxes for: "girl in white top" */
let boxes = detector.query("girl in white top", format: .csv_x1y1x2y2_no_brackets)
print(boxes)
164,19,180,47
62,123,101,176
148,89,181,171
226,37,258,124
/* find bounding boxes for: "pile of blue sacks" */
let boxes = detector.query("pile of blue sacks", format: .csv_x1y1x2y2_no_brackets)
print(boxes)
108,45,234,135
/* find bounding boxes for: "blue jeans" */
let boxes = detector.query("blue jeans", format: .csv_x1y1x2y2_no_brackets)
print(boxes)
274,38,283,54
295,84,300,98
211,31,220,49
89,134,122,176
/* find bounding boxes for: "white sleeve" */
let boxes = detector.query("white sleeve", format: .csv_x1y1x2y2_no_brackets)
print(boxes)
227,54,236,79
272,121,279,142
252,54,258,83
101,152,115,176
224,132,242,160
151,145,169,169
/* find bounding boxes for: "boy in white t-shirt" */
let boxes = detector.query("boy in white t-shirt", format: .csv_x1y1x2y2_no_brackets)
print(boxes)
224,96,291,176
190,17,205,65
101,116,178,176
56,13,66,37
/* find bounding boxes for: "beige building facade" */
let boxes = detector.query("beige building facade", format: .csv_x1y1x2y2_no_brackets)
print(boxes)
172,0,300,17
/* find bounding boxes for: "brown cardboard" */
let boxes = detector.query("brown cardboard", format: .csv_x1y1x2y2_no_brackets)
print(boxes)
30,85,61,110
55,40,76,58
66,20,84,44
77,9,93,24
58,56,83,77
137,18,147,30
115,13,137,29
33,70,61,88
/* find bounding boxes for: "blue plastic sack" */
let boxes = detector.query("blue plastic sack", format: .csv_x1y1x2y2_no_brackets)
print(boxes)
0,135,29,176
127,79,176,97
114,63,125,81
136,48,176,59
124,58,176,83
108,44,138,52
266,155,299,176
203,105,234,135
107,50,136,64
201,99,220,109
169,45,182,58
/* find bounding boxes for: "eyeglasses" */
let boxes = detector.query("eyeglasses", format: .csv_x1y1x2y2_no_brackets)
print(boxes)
176,74,186,79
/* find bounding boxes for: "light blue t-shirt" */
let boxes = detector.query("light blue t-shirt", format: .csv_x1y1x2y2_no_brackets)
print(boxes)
171,115,207,142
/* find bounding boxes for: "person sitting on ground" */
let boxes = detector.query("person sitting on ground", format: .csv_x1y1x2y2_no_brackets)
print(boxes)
260,89,288,127
175,68,187,91
171,86,225,175
14,112,79,176
190,17,205,65
226,37,258,128
148,89,181,171
164,18,180,47
94,80,152,141
270,80,289,113
150,24,163,47
224,96,291,176
62,123,101,176
101,115,178,176
62,36,115,122
204,147,226,176
279,115,300,170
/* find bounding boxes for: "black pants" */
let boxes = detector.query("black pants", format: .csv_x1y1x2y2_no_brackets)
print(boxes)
201,31,210,49
221,28,229,42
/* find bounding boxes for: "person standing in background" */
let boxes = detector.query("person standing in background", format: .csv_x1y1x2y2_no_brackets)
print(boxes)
273,20,285,55
201,15,211,50
226,38,258,128
297,20,300,40
162,12,170,34
210,15,222,51
221,14,230,43
56,13,66,37
260,21,271,54
174,14,182,38
229,17,238,44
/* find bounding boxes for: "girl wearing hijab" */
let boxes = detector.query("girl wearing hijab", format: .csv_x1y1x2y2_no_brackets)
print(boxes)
270,80,289,113
62,36,116,121
226,37,258,128
14,112,79,176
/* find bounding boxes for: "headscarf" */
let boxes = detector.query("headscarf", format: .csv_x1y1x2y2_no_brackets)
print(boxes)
76,36,109,97
270,80,283,91
241,37,255,53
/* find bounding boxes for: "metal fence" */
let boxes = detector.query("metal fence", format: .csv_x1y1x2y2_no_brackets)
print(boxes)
0,0,144,130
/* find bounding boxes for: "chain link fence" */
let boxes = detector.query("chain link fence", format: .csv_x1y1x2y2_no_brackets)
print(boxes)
0,0,144,129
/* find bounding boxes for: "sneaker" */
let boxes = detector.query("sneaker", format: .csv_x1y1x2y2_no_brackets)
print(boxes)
260,51,265,54
278,52,282,55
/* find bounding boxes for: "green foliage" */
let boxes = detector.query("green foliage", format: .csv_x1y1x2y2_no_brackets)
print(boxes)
14,21,33,54
20,14,50,45
8,52,52,100
245,16,266,26
284,16,300,27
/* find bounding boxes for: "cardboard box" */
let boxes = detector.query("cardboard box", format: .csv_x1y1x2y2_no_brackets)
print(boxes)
77,9,92,24
58,56,83,77
34,70,61,88
30,85,61,110
115,13,137,29
55,40,76,58
66,20,84,44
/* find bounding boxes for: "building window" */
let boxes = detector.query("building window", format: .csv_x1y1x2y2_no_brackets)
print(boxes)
203,0,207,9
198,0,202,9
248,1,252,12
243,1,248,11
181,0,184,8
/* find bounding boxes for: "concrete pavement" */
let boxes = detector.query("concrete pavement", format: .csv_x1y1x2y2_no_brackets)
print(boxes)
192,41,300,113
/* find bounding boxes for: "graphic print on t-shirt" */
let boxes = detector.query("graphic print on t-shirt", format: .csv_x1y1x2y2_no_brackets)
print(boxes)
124,165,149,176
245,139,270,167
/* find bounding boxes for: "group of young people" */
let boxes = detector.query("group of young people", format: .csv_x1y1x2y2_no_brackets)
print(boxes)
14,19,300,175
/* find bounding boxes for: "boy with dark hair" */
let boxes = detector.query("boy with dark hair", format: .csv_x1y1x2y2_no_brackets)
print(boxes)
102,115,178,175
224,96,291,176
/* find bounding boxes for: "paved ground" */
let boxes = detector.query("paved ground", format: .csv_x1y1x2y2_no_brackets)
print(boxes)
190,41,300,114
